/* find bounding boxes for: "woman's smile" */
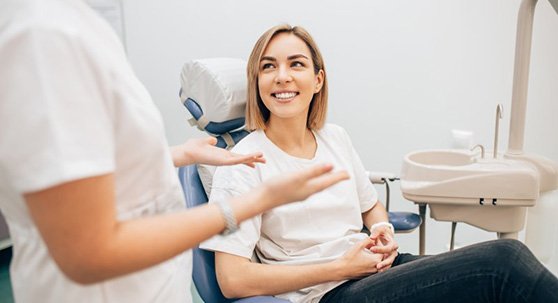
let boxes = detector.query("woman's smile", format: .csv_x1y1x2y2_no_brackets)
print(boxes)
271,91,300,103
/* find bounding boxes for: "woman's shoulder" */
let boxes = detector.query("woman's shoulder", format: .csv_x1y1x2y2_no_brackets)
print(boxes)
229,130,266,153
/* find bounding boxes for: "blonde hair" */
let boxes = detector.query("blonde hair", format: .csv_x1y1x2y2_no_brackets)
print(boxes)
245,24,328,131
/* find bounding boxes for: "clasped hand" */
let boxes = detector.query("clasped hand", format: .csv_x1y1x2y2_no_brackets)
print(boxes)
336,228,399,280
369,226,399,272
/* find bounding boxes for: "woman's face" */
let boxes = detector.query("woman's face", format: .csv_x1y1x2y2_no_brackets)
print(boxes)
258,32,323,124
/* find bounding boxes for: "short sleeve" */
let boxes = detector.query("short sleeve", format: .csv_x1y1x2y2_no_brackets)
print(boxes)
199,163,262,259
0,26,114,193
339,127,378,212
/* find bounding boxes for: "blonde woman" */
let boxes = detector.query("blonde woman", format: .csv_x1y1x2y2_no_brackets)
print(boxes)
201,24,558,303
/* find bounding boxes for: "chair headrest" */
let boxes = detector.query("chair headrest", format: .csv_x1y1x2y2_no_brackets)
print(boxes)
179,58,249,148
180,58,247,134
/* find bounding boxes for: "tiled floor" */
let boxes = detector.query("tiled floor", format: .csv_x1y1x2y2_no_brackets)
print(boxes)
0,247,14,303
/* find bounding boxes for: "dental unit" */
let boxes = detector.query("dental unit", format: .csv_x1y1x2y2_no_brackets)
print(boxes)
400,0,558,274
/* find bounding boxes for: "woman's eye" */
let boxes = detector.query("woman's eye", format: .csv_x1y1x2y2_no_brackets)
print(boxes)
262,63,275,70
292,61,304,67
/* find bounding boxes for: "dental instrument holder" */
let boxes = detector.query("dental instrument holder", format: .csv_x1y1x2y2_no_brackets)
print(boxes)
504,0,558,273
504,0,558,193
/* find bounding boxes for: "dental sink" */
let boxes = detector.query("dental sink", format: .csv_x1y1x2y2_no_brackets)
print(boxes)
407,150,474,167
400,149,540,234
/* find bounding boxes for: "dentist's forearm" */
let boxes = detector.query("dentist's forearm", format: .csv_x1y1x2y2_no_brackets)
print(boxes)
25,174,274,284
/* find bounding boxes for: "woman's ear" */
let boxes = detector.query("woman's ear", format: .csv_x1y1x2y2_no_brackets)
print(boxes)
314,69,324,93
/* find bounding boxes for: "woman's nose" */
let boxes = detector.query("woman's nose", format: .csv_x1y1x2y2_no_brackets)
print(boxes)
275,65,292,84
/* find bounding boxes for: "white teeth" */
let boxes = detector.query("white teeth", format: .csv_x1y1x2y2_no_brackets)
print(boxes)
274,92,297,99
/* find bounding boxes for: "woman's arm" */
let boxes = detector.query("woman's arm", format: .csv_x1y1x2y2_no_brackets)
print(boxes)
24,164,348,284
361,200,389,230
215,238,382,298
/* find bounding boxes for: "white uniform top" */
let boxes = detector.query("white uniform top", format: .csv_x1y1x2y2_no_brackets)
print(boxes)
0,0,192,302
201,124,378,303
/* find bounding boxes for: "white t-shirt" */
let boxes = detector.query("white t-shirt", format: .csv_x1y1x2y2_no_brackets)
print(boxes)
0,0,192,302
201,124,378,303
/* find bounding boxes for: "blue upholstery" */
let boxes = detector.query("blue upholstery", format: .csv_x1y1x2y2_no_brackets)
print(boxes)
389,212,422,233
183,98,245,135
214,130,250,149
182,97,249,149
178,165,290,303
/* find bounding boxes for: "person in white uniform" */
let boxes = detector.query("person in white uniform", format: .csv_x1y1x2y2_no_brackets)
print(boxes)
201,24,558,303
0,2,349,303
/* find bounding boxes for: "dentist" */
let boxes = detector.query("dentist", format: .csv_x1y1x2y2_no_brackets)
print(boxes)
0,1,348,302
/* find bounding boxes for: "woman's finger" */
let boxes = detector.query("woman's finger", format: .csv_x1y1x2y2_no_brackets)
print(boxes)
376,252,397,270
346,238,375,256
306,170,350,193
204,136,218,146
227,152,266,165
370,242,396,254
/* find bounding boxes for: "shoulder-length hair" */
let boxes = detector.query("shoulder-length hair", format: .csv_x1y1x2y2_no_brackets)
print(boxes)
245,24,328,131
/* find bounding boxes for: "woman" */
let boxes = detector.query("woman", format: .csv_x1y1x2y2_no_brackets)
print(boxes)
201,24,558,303
0,2,348,302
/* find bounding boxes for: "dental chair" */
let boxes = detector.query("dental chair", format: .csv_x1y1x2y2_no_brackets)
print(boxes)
178,165,288,303
177,58,422,303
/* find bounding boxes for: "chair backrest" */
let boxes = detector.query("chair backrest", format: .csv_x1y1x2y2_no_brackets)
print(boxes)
178,165,232,303
179,58,291,303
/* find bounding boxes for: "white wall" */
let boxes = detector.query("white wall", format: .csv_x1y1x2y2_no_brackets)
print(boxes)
122,0,558,255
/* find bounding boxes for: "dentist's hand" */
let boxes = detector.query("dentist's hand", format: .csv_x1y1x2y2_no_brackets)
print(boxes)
171,137,265,168
369,227,399,272
332,238,384,280
263,163,349,208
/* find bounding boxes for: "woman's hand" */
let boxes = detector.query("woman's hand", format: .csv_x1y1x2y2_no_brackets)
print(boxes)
369,226,399,272
333,238,384,280
262,163,349,208
171,137,265,167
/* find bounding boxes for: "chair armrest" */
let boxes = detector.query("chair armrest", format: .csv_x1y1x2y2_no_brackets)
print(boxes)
366,171,398,184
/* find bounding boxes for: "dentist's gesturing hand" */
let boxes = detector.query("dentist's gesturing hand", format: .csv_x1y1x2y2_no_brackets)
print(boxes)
171,137,266,168
264,163,350,207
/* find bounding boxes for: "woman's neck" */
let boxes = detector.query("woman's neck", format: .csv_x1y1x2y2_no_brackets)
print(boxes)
265,116,317,159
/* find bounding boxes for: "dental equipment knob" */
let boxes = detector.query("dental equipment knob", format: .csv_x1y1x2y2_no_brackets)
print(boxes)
471,144,485,159
494,104,504,158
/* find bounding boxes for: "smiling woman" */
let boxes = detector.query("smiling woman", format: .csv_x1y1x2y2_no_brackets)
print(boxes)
258,34,323,127
246,25,328,132
199,24,558,303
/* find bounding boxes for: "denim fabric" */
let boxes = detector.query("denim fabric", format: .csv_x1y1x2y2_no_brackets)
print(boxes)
320,239,558,303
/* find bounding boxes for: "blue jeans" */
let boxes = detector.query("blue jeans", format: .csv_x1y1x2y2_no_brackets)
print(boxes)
320,239,558,303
